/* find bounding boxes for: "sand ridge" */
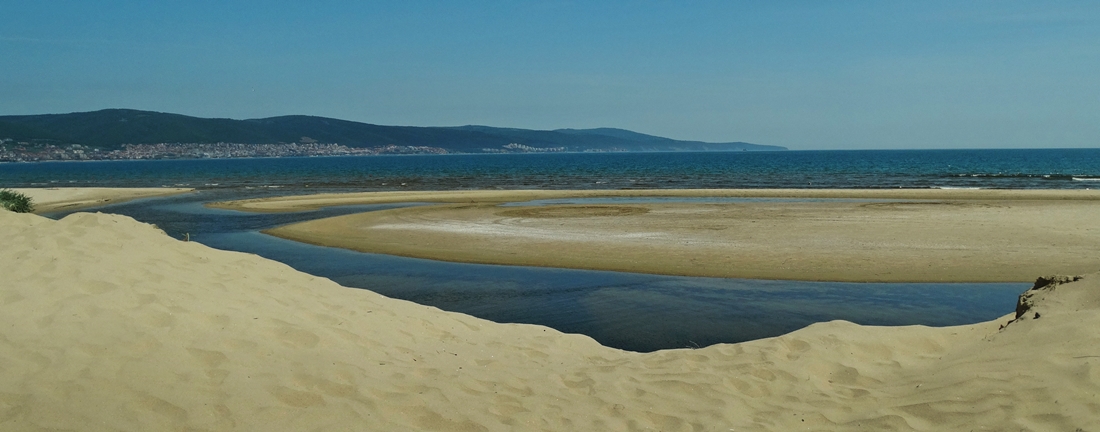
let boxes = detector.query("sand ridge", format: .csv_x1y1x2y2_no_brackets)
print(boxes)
2,209,1099,430
208,188,1100,212
14,187,194,213
257,190,1100,282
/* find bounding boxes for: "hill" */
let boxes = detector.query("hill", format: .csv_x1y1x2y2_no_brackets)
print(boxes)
0,109,785,153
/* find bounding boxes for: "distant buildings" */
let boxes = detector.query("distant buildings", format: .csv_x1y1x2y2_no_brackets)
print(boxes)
481,143,566,153
0,142,101,162
0,141,455,162
0,140,631,162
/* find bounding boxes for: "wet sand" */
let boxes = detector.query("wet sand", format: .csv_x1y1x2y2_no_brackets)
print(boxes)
222,189,1100,282
211,188,1100,212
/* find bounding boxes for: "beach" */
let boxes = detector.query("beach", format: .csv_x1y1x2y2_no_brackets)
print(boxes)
216,189,1100,282
3,187,1100,430
3,190,1100,430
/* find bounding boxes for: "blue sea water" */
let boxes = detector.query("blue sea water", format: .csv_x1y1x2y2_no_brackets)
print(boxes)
2,148,1099,191
3,149,1093,351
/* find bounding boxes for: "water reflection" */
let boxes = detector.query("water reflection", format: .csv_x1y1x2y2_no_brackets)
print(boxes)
51,191,1025,352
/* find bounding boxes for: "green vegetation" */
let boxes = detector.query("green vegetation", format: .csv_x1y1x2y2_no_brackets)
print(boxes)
0,189,34,213
0,109,787,152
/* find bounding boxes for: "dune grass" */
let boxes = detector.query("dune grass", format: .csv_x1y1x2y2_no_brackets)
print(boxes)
0,189,34,213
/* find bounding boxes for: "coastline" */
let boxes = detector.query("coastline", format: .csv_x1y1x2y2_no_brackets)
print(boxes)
14,187,194,213
220,189,1100,282
210,188,1100,212
2,206,1098,430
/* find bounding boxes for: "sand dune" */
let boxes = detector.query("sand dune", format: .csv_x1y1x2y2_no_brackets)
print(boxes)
248,189,1100,282
13,187,193,213
2,208,1099,430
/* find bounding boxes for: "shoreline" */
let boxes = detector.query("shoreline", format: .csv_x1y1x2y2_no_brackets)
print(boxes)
14,187,194,213
219,189,1100,283
210,188,1100,212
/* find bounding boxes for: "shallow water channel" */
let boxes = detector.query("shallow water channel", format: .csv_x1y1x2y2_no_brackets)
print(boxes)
51,190,1026,352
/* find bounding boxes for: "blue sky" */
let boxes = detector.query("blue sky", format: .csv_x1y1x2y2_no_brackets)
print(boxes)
2,1,1097,149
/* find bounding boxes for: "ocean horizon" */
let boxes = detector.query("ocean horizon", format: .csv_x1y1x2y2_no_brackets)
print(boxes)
2,148,1099,193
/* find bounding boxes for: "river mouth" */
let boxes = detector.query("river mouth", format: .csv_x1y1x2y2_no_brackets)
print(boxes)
48,189,1025,353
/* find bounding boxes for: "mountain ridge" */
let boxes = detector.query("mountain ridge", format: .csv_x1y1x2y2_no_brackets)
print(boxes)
0,109,786,153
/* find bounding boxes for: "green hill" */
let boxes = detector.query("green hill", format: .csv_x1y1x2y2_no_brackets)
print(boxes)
0,109,786,152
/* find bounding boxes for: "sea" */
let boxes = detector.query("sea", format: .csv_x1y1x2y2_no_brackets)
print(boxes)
1,149,1098,191
3,148,1098,352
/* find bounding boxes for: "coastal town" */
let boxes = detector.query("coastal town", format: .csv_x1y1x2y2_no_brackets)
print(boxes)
0,140,453,162
0,138,612,162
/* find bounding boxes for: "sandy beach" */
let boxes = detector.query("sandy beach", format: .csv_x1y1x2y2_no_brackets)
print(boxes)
210,187,1100,212
13,187,194,213
3,194,1100,430
216,189,1100,282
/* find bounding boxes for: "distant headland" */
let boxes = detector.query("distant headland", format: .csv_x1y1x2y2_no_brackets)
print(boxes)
0,109,785,162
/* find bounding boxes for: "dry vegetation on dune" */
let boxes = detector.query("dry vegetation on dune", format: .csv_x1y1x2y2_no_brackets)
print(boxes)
2,209,1100,431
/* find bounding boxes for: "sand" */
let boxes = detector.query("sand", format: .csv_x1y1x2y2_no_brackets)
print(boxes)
210,188,1100,212
13,187,194,213
231,189,1100,282
3,206,1099,430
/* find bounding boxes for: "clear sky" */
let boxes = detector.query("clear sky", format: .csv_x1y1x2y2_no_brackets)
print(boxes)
2,1,1098,149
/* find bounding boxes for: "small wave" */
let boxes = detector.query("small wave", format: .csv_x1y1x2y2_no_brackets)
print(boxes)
934,186,983,190
954,173,1082,181
1073,177,1100,182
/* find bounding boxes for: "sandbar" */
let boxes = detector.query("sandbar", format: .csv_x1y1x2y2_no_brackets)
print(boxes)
211,187,1100,212
14,187,194,213
2,204,1098,430
232,189,1100,282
